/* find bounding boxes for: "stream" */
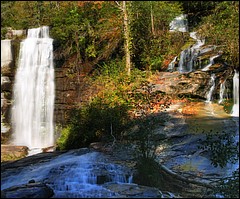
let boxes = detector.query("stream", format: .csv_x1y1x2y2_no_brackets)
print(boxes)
1,100,238,198
155,101,239,196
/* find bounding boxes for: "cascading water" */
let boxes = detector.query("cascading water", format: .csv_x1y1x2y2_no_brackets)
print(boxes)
169,14,188,32
218,80,226,104
177,32,205,73
11,26,55,151
1,150,134,198
231,70,239,117
167,56,178,72
205,73,216,103
177,48,190,73
202,54,221,71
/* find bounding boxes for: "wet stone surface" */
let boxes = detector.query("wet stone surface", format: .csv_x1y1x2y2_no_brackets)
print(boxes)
1,148,169,198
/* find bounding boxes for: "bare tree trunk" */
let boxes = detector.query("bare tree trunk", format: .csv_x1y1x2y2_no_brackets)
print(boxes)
151,3,155,36
123,1,131,76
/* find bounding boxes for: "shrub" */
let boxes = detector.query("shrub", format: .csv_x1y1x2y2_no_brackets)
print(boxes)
56,100,131,150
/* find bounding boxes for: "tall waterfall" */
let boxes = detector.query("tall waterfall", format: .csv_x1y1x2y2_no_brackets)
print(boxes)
11,26,55,150
205,74,216,103
231,70,239,117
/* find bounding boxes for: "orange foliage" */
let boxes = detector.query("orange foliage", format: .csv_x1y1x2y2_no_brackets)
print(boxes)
161,55,177,70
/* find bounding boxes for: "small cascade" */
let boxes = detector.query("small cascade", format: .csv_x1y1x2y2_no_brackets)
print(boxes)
231,70,239,117
11,26,55,151
167,56,177,72
205,74,216,103
199,45,216,55
201,54,221,71
1,151,134,198
169,14,188,32
178,48,191,73
177,32,205,73
218,80,226,104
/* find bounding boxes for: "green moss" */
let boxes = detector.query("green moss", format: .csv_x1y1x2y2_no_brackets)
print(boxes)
56,126,71,150
175,162,197,172
222,99,234,114
1,153,26,162
180,38,196,51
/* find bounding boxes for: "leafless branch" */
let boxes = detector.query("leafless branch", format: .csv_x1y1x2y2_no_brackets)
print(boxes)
114,1,123,11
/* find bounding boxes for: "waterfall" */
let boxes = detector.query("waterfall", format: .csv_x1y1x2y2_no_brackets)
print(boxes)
231,70,239,117
169,14,188,32
202,54,221,71
1,151,134,198
178,49,190,73
11,26,55,150
205,74,216,103
177,32,205,73
167,56,177,72
218,80,226,104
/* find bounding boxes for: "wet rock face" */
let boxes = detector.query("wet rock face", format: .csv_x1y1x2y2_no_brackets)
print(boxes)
152,71,211,99
54,67,101,125
1,40,15,136
151,68,233,100
1,148,174,198
1,182,54,198
102,183,163,198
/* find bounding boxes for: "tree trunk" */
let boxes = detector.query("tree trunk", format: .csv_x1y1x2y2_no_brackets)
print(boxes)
123,1,131,76
151,3,155,36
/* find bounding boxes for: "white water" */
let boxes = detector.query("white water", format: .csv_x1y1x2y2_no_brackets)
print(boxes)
11,26,55,150
202,54,221,71
205,74,216,103
231,70,239,117
1,150,133,198
169,14,188,32
218,80,226,104
199,45,216,55
177,32,205,73
167,56,178,71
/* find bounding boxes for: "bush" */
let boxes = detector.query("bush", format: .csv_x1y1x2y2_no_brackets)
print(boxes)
1,28,8,40
56,100,131,150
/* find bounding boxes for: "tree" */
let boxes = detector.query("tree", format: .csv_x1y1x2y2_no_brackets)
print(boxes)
122,1,131,76
130,1,183,70
180,1,220,30
115,1,132,76
197,1,239,67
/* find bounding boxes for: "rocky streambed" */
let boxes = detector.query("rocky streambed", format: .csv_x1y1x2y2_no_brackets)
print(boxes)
1,147,175,198
1,101,239,198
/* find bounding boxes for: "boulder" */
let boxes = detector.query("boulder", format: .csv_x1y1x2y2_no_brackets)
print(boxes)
103,183,169,198
152,71,211,99
1,182,54,198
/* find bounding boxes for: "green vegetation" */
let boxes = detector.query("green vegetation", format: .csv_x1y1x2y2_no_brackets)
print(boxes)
56,99,131,150
2,1,238,70
199,130,238,168
198,130,239,198
222,99,234,114
201,130,239,196
215,169,239,198
1,153,26,162
1,1,239,197
1,1,184,73
198,1,239,67
56,60,167,150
